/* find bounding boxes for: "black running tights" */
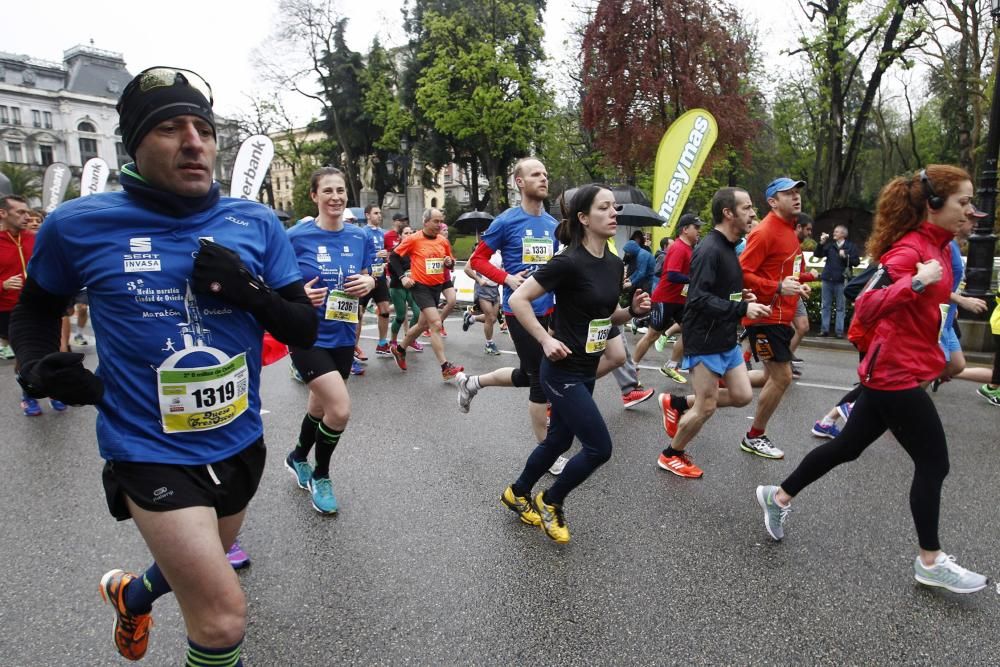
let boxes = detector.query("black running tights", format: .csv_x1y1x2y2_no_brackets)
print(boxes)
781,385,949,551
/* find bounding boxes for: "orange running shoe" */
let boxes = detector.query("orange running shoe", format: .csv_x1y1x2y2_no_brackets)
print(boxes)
659,393,680,438
441,361,464,382
657,451,704,478
99,569,153,661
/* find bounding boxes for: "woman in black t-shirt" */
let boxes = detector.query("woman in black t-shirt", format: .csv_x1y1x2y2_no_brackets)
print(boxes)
499,184,651,543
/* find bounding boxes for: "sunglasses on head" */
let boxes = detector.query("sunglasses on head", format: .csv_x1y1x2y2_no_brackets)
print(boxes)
133,67,214,106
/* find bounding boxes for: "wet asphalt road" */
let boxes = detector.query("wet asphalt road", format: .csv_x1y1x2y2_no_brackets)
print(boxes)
1,322,998,666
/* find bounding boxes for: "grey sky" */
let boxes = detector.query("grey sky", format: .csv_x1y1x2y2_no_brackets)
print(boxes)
5,0,800,125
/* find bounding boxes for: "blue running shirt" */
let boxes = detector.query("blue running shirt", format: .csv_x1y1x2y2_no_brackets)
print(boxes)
481,207,559,315
364,225,387,279
28,194,302,465
287,220,373,348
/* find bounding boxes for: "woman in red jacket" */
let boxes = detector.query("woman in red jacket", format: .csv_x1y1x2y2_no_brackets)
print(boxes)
755,164,987,594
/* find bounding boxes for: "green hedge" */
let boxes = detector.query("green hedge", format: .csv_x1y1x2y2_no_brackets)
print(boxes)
803,281,854,333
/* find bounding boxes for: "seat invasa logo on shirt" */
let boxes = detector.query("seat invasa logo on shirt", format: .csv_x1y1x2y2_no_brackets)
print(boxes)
124,237,161,273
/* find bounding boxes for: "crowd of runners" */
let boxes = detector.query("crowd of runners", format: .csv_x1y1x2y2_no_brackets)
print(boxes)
2,66,999,664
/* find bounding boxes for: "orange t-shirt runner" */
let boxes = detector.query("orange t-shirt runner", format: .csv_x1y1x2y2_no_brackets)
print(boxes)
393,232,453,286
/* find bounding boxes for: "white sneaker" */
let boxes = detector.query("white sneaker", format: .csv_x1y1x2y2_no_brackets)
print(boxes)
913,553,988,594
456,372,478,414
739,434,784,459
548,455,569,476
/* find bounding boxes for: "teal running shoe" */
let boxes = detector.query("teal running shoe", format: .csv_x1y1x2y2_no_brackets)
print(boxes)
285,453,313,490
308,476,338,514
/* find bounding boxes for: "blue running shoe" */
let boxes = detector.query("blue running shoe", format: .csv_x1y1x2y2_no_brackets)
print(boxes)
811,421,840,439
836,401,853,422
308,476,338,514
285,453,313,490
350,360,365,376
21,396,41,417
50,399,67,411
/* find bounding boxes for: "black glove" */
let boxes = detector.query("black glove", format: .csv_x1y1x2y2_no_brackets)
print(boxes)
17,352,104,405
191,239,272,313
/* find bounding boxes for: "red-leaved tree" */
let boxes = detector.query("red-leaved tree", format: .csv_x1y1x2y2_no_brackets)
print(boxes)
580,0,761,177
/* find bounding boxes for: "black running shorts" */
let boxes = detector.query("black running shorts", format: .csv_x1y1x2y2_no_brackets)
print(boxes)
102,438,266,521
411,283,444,311
289,345,354,382
747,323,795,363
360,276,390,309
649,302,684,332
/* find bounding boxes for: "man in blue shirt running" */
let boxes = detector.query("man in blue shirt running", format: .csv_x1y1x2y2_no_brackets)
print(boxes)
10,66,316,666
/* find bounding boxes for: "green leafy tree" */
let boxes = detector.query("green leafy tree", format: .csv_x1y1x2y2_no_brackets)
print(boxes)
0,163,41,200
406,0,550,211
792,0,927,209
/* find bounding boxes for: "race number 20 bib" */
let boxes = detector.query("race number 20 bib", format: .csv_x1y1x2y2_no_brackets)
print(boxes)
425,257,445,275
325,290,359,323
158,352,249,434
372,262,385,278
585,318,612,354
522,238,553,264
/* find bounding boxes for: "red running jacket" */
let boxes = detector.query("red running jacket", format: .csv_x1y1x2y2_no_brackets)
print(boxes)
0,230,35,311
854,221,954,391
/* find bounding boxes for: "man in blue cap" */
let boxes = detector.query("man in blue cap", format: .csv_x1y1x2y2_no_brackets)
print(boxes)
738,177,817,459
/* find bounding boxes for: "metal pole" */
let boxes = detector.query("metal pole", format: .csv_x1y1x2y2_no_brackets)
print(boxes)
966,7,1000,314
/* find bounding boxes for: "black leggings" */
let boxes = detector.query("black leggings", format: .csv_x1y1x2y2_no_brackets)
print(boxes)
781,385,949,551
512,359,612,505
992,334,1000,385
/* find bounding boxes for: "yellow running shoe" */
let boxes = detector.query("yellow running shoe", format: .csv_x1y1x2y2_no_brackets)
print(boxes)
532,492,570,543
501,485,541,526
99,569,153,661
659,363,688,384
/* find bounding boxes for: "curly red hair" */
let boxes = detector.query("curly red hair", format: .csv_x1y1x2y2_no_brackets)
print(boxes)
867,164,972,261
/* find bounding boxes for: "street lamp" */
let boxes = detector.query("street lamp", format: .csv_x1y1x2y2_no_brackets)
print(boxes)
399,136,410,219
967,0,1000,312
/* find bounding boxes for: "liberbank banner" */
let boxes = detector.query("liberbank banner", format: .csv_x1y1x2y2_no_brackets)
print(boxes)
651,109,718,237
230,135,274,200
41,162,71,213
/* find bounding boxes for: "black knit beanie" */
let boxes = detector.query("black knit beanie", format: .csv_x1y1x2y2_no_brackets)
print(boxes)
116,67,216,158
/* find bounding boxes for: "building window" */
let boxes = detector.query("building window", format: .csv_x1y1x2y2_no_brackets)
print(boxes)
79,138,99,163
115,142,129,168
39,144,54,166
8,142,23,163
11,107,21,125
0,106,7,123
32,110,41,127
43,111,52,129
78,120,97,133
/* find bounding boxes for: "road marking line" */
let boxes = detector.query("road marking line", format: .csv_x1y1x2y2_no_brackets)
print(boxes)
795,381,853,391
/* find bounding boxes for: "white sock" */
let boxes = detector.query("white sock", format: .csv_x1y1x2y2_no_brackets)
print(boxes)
820,416,836,427
468,376,482,392
667,361,678,369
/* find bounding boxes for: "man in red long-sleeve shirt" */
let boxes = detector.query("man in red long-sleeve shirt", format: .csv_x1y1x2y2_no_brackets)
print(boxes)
738,177,816,459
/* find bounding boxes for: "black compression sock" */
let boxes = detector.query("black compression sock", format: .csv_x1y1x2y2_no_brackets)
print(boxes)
293,414,321,460
670,394,689,413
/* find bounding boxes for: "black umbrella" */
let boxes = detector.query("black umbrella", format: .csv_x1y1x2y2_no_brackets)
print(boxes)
611,185,651,207
454,210,495,234
616,203,666,227
552,185,654,215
